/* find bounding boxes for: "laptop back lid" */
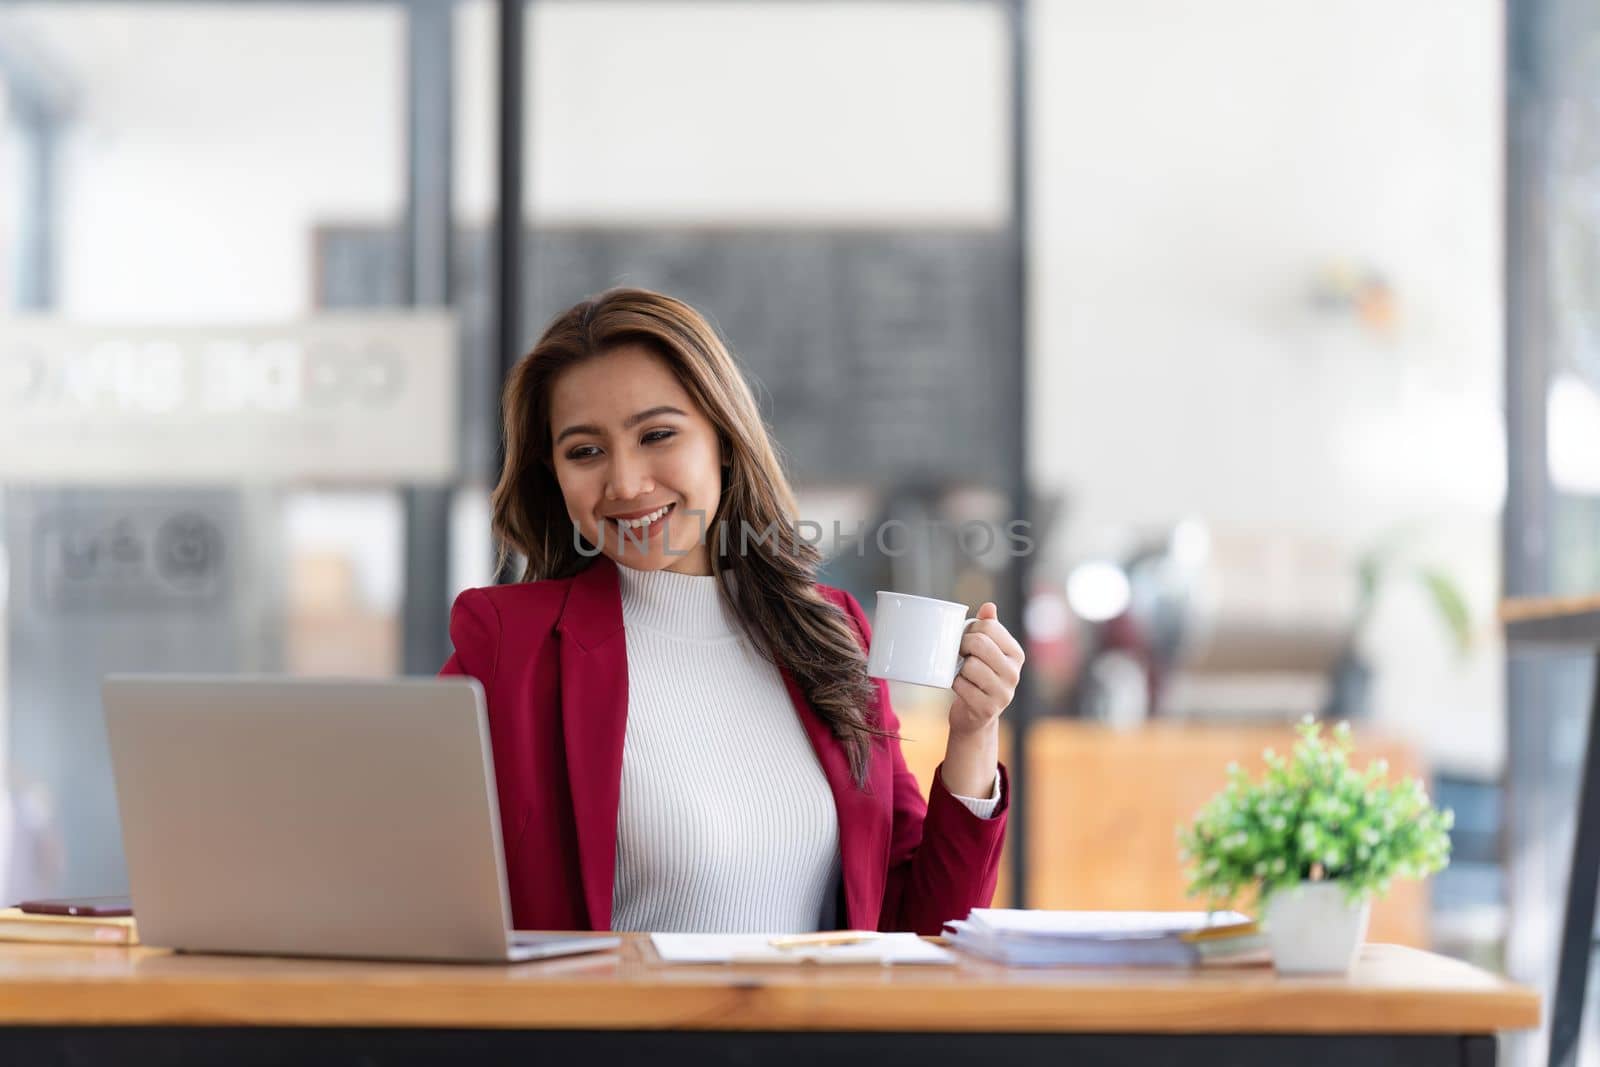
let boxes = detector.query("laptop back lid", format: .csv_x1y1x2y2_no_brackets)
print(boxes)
103,676,516,962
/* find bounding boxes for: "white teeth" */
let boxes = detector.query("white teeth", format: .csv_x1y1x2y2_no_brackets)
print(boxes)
618,504,672,529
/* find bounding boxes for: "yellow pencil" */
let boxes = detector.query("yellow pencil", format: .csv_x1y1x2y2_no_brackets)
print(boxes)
1180,921,1260,943
768,930,883,950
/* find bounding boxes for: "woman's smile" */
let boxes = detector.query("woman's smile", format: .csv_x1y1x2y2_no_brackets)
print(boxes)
612,502,676,539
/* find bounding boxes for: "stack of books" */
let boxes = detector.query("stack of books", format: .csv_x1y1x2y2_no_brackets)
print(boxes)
0,907,139,946
943,909,1267,968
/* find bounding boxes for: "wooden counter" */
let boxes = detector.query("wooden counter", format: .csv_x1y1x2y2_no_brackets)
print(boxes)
1501,593,1600,646
1500,592,1600,623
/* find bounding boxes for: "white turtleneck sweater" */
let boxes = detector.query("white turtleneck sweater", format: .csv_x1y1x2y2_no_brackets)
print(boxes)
610,563,1000,934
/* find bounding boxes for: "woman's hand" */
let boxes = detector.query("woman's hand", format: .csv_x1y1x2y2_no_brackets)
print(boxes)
940,602,1025,798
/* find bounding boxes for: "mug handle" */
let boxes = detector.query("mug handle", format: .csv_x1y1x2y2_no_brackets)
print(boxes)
951,617,982,687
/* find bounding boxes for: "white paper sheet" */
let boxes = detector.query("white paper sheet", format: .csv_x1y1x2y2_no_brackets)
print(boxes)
648,932,953,965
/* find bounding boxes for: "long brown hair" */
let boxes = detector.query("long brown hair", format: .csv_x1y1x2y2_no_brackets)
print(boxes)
492,287,886,786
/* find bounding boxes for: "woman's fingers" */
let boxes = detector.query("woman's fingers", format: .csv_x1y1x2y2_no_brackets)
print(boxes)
969,617,1026,666
952,674,1003,723
960,631,1021,687
951,604,1025,731
955,646,1009,698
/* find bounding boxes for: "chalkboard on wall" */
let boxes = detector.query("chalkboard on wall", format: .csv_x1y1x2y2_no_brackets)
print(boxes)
316,226,1020,489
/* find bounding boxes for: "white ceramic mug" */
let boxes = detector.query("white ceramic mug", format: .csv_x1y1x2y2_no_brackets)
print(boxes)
865,591,980,689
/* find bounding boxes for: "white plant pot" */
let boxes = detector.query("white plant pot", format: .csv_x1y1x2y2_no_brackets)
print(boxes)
1263,881,1372,975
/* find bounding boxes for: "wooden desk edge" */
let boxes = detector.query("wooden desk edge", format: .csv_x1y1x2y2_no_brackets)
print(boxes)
0,990,1541,1035
0,942,1542,1035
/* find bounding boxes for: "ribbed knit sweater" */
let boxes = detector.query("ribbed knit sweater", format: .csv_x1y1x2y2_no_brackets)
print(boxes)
610,563,999,934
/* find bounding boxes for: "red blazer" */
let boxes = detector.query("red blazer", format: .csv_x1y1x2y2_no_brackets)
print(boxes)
439,554,1009,935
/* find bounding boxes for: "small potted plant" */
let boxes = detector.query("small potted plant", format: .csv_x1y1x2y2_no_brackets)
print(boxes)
1177,717,1454,974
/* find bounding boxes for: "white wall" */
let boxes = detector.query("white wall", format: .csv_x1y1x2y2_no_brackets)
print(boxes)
3,0,1506,774
1030,0,1504,775
1031,0,1501,535
454,0,1009,225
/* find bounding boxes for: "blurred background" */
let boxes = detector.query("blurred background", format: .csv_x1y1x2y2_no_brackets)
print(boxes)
0,1,1594,1063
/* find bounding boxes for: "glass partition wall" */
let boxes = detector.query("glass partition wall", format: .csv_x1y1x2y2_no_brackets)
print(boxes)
0,2,429,899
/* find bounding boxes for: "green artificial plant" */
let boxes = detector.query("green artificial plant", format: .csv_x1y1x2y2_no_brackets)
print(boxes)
1353,525,1474,659
1177,718,1454,909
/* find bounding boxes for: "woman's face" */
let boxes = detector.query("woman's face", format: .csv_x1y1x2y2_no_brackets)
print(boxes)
547,344,723,576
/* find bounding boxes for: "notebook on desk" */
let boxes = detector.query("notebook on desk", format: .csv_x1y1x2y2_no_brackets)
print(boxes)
0,908,139,946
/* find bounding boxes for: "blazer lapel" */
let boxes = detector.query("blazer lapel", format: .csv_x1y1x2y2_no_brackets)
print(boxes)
556,556,629,931
780,665,888,931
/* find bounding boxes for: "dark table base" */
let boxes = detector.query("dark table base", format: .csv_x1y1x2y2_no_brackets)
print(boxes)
0,1028,1497,1067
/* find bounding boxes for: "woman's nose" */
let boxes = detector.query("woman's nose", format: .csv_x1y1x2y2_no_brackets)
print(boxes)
605,452,655,501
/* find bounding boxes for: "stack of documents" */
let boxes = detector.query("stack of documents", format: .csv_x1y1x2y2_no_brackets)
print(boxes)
942,909,1260,967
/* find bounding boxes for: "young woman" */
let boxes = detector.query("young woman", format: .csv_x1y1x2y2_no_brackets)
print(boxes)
440,288,1025,935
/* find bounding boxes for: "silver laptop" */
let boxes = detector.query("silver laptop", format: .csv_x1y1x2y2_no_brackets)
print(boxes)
102,675,620,964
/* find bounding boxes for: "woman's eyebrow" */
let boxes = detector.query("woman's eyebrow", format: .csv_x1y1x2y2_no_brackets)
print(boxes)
554,405,688,446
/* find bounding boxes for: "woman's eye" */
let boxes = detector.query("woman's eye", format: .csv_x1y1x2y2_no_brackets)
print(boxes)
565,430,671,461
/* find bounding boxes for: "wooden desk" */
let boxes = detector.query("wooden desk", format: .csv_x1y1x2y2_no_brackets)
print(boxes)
0,935,1537,1066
